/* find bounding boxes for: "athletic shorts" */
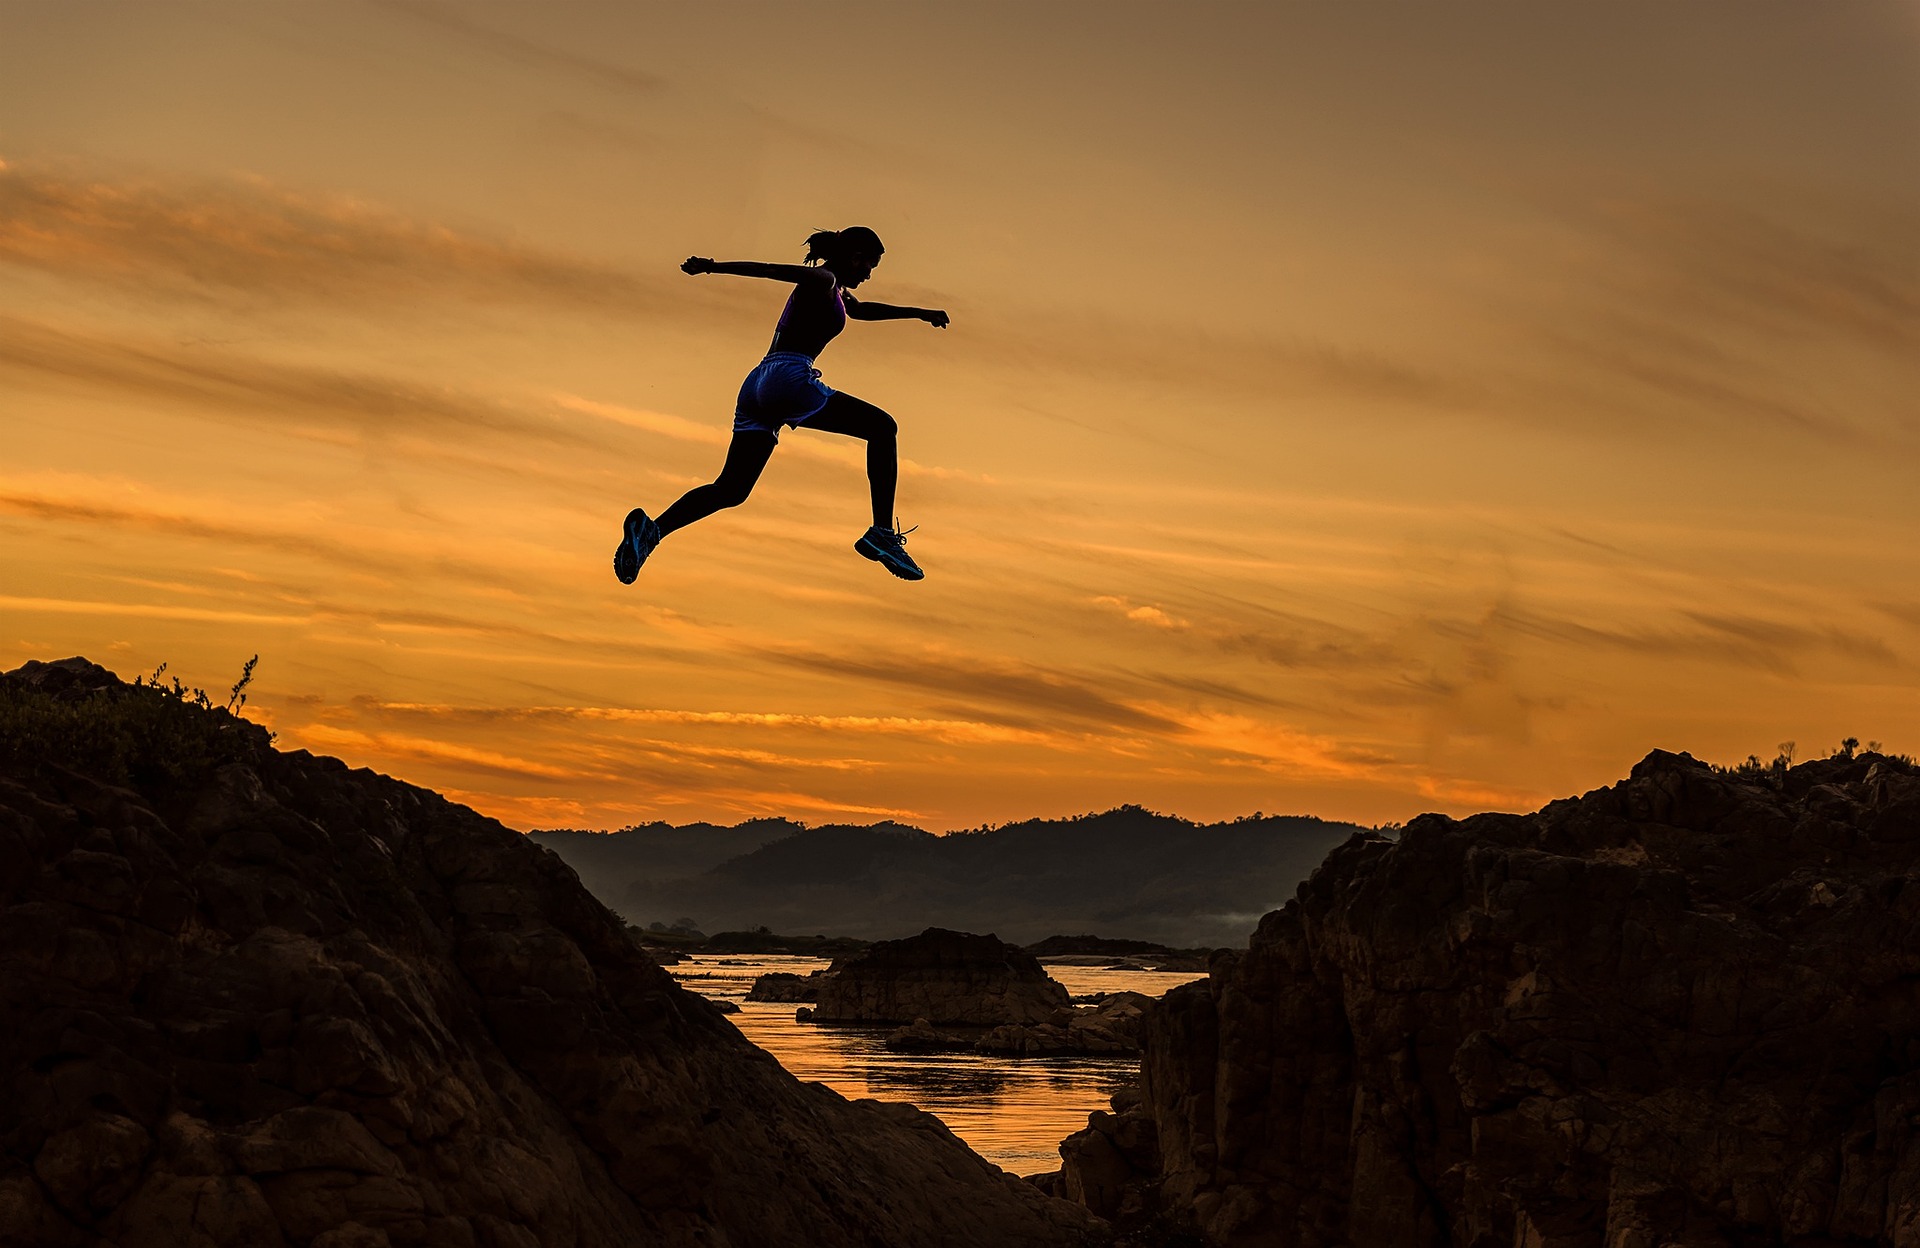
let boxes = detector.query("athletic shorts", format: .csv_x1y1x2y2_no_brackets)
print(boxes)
733,352,833,435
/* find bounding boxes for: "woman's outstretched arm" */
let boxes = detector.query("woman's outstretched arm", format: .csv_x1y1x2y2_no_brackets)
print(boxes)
844,293,950,328
682,256,828,284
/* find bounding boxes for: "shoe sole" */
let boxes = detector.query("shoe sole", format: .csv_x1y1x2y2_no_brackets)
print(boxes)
855,536,925,581
614,509,651,584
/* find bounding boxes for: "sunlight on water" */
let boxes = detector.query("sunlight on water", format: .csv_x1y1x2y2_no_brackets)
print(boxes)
671,954,1206,1174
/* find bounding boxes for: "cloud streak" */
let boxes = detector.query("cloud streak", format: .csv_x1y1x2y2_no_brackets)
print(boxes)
758,643,1184,735
374,1,666,96
0,315,607,451
0,164,683,316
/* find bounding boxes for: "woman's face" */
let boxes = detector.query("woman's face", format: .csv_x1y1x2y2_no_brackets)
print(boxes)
835,251,882,288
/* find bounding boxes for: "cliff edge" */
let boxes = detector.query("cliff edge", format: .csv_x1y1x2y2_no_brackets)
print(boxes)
1055,746,1920,1246
0,658,1090,1248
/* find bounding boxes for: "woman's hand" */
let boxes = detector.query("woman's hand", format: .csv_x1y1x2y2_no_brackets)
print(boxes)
923,309,950,329
681,256,714,275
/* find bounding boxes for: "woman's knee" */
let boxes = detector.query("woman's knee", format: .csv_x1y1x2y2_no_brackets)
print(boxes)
870,408,898,441
709,478,755,509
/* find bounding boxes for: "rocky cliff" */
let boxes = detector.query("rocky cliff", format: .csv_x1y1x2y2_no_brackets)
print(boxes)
0,659,1090,1248
811,928,1072,1026
1054,748,1920,1246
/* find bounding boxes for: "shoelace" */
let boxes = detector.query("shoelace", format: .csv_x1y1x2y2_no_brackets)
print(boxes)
886,518,917,548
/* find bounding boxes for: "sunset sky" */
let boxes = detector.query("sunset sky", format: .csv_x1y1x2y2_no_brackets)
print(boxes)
4,2,1918,832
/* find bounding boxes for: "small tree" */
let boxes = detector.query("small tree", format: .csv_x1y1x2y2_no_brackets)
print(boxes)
227,654,259,712
1840,737,1860,760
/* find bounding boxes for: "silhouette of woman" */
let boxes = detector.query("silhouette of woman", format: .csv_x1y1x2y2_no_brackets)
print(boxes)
614,226,948,585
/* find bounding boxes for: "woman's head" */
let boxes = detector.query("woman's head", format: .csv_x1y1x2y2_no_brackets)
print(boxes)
804,226,884,286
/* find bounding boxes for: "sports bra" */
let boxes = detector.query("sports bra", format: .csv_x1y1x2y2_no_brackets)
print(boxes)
769,279,847,359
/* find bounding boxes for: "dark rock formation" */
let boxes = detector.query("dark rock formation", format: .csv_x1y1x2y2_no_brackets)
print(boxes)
743,971,823,1003
880,991,1154,1057
1034,1089,1161,1224
1053,748,1920,1245
0,658,1090,1247
977,993,1154,1057
883,1020,977,1054
810,928,1072,1026
1024,935,1174,958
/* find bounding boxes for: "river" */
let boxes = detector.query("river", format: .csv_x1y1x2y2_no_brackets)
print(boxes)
668,953,1204,1174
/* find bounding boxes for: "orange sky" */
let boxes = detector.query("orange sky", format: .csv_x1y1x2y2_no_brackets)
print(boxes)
4,2,1918,831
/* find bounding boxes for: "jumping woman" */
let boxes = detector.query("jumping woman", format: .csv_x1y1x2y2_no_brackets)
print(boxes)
613,226,948,584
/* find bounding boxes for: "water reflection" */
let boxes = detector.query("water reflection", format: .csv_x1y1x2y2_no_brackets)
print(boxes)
669,953,1203,1173
858,1061,1014,1100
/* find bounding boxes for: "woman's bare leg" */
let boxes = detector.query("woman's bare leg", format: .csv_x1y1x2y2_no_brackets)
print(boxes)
802,392,897,530
655,431,778,537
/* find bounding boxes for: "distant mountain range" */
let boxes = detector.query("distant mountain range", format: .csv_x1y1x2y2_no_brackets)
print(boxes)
531,806,1367,948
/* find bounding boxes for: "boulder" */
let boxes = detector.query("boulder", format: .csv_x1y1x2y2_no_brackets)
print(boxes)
810,928,1071,1026
0,659,1092,1248
1053,748,1920,1246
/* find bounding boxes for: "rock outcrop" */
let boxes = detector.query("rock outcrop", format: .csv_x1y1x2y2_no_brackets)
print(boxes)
743,971,823,1003
976,992,1153,1057
883,1020,977,1054
0,658,1091,1248
810,928,1071,1027
1035,1089,1160,1224
1052,748,1920,1245
882,993,1153,1057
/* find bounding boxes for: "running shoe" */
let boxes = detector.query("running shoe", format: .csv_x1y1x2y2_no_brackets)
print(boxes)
613,508,662,584
855,521,924,581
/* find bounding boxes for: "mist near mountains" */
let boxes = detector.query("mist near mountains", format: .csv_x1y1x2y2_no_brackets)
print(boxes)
532,806,1367,948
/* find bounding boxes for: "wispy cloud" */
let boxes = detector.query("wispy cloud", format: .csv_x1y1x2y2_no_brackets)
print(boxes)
0,478,529,592
0,164,684,315
352,699,1047,746
0,594,306,627
0,315,606,451
1586,198,1920,354
296,723,586,782
1496,602,1896,673
758,643,1185,734
373,1,665,96
1519,194,1920,444
1092,594,1189,630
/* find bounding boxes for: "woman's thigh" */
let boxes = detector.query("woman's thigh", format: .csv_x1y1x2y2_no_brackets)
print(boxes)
714,430,778,488
802,391,896,441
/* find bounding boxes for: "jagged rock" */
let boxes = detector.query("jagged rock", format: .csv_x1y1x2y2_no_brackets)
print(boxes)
883,993,1156,1058
0,659,1092,1248
1056,748,1920,1246
977,992,1154,1057
883,1019,975,1053
1058,1100,1160,1222
745,970,824,1002
810,928,1071,1026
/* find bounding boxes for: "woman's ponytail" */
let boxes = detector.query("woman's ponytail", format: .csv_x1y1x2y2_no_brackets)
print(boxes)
803,229,841,264
802,225,884,265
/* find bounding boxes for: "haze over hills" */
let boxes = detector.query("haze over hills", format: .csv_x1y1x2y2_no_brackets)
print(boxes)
532,807,1367,948
532,818,800,912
